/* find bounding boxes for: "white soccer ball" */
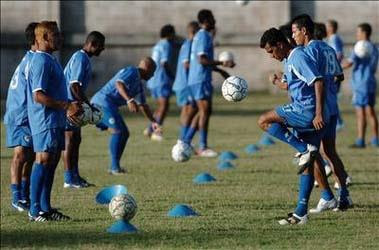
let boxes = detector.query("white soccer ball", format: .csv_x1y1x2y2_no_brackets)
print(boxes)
235,0,250,6
222,76,248,102
79,103,103,125
354,40,373,59
171,141,193,162
109,194,138,221
218,51,234,62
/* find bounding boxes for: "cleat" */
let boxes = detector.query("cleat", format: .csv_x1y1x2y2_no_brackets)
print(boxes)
298,144,318,174
278,213,308,225
11,200,29,212
28,211,49,222
333,197,353,212
63,182,82,189
46,209,71,221
348,143,365,149
309,198,337,213
151,132,163,142
77,176,93,187
197,148,218,158
143,128,152,138
108,168,127,175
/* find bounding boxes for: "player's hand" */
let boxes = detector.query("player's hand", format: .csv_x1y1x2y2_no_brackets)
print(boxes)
151,122,162,134
127,100,138,113
269,73,280,85
222,60,235,68
66,102,83,126
313,114,325,130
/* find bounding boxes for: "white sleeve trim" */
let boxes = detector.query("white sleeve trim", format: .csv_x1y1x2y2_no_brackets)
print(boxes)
182,59,189,63
290,65,322,86
32,87,45,93
197,52,206,56
69,80,83,86
116,79,126,84
160,59,168,63
306,76,323,86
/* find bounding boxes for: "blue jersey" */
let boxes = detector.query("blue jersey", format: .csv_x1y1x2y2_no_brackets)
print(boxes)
64,49,92,101
91,66,146,110
147,39,173,89
4,50,34,126
27,51,68,135
349,41,378,94
173,39,192,91
283,47,323,112
305,40,343,115
327,34,344,62
188,29,214,86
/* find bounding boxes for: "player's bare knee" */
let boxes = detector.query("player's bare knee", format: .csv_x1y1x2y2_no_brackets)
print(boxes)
13,151,27,167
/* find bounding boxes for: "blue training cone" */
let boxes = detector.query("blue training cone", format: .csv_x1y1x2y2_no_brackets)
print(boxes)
245,144,260,154
259,134,275,146
167,204,198,217
217,161,235,171
219,151,238,162
193,172,216,184
107,220,138,234
95,185,127,205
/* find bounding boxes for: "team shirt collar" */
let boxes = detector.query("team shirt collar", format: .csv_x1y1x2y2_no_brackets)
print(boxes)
308,40,316,46
80,49,90,60
287,46,301,60
36,50,56,60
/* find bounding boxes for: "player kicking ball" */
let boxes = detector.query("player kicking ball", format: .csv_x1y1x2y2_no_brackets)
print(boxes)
259,28,328,225
91,58,160,175
62,31,105,188
27,21,82,222
4,22,38,212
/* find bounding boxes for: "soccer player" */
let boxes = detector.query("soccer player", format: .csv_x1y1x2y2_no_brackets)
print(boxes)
145,24,176,141
27,21,82,221
4,22,38,212
291,14,351,212
343,23,378,148
259,27,328,225
182,9,234,157
173,21,200,142
62,31,105,188
326,20,345,130
314,22,327,40
91,58,160,175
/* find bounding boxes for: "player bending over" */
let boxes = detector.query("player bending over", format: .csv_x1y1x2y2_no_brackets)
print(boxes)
91,58,160,175
62,31,105,188
4,22,38,212
27,21,82,222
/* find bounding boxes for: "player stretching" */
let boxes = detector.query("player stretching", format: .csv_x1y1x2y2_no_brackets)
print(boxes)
291,14,351,212
173,21,200,143
259,28,328,225
343,23,379,148
27,21,82,221
4,22,38,212
62,31,105,188
182,9,234,157
145,25,176,141
91,58,160,175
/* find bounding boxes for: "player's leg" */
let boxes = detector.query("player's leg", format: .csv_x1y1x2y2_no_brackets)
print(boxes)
20,149,34,204
365,104,379,147
351,106,366,147
179,103,197,141
62,130,80,188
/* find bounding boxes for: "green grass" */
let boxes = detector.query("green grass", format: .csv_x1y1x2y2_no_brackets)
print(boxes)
1,93,379,250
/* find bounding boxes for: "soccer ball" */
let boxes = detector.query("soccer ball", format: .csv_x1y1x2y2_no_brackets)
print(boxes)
354,40,373,59
171,141,193,162
218,51,234,62
235,0,250,6
79,103,103,125
221,76,248,102
109,194,138,221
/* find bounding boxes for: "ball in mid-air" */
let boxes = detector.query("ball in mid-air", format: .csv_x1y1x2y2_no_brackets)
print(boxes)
218,51,234,62
354,40,373,59
109,194,138,221
222,76,248,102
171,141,193,162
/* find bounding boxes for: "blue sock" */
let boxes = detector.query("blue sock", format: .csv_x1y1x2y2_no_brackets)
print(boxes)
10,184,21,203
338,186,350,200
355,138,365,147
199,129,208,150
109,132,128,171
183,127,197,144
149,116,161,133
30,163,46,216
73,165,79,177
321,189,334,201
371,137,379,146
179,125,190,141
267,123,307,153
41,166,56,212
64,170,74,184
116,132,129,164
294,174,314,217
20,179,29,201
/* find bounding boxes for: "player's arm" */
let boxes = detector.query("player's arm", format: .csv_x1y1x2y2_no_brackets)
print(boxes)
115,81,138,113
269,73,288,90
313,78,325,130
213,66,230,79
139,104,161,133
70,82,95,109
199,54,235,68
342,60,353,69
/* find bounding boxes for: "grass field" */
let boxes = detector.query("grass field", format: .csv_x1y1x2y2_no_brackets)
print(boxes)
1,93,379,250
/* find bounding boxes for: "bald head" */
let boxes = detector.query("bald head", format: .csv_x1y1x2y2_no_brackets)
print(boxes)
139,57,156,80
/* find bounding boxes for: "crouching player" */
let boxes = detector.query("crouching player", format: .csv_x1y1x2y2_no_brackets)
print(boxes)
91,58,160,175
4,22,38,211
259,28,328,224
62,31,105,188
27,21,82,221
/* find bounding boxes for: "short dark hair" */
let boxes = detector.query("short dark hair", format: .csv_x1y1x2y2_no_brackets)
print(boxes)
25,22,38,48
160,24,175,38
327,19,338,32
188,21,200,33
314,22,327,40
85,31,105,46
198,9,214,24
279,23,296,45
291,14,314,35
260,27,289,49
358,23,372,39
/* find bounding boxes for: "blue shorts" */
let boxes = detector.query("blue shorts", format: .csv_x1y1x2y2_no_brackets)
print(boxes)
275,104,315,131
323,114,337,140
295,127,326,149
352,92,376,107
95,107,127,132
32,128,65,153
6,123,33,148
150,85,172,99
174,87,195,107
189,82,213,101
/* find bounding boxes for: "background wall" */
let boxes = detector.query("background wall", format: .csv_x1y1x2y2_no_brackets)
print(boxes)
1,1,378,99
